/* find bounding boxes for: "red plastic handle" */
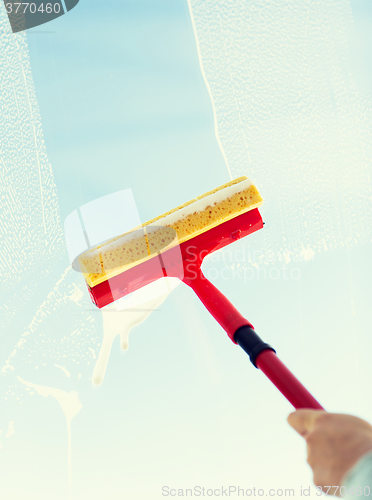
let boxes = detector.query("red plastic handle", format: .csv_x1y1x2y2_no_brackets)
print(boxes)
255,350,324,409
183,263,324,410
182,267,253,341
184,267,324,410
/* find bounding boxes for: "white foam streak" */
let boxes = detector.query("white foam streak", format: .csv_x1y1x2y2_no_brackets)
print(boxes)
92,292,169,386
17,376,82,488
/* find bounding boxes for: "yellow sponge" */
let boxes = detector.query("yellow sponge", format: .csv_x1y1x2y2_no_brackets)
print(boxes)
78,176,263,288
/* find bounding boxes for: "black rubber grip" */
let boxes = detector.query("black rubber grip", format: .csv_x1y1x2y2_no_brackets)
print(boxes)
234,325,276,368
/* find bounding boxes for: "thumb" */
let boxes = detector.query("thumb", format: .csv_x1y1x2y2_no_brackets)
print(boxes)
287,409,326,437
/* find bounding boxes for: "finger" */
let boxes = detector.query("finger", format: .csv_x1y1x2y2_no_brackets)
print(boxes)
287,409,326,437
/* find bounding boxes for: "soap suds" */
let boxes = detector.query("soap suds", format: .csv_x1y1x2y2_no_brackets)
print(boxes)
188,0,372,261
0,268,100,388
0,3,99,406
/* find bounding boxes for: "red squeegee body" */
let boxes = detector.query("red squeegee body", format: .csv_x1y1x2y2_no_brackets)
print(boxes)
88,208,263,309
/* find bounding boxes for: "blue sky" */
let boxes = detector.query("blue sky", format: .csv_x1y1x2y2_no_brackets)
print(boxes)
26,0,228,222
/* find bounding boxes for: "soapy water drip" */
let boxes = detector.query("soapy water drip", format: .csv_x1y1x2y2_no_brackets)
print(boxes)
17,376,83,489
92,277,179,386
92,299,164,386
188,0,372,263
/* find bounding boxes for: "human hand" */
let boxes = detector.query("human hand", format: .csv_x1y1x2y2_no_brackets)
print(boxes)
287,410,372,496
